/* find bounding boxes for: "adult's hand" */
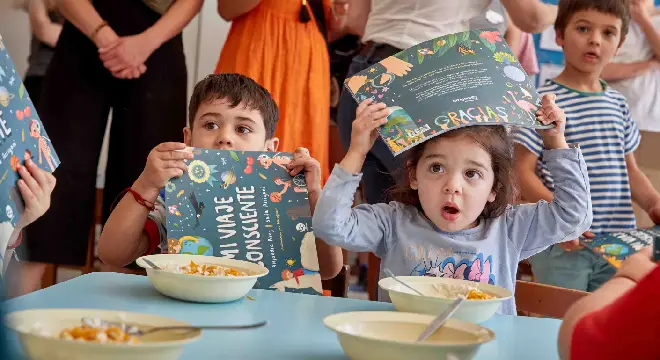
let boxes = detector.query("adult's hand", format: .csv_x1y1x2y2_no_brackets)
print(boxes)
98,34,154,79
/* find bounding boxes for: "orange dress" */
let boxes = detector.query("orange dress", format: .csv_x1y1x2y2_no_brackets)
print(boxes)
216,0,331,182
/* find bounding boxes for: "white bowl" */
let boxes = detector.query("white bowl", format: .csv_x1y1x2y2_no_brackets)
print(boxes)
5,308,201,360
324,311,495,360
136,254,269,303
379,277,512,324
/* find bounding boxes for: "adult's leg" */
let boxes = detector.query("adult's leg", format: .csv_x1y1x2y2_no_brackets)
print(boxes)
23,22,112,272
336,55,401,205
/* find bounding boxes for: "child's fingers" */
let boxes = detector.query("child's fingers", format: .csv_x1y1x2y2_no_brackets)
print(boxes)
18,165,43,198
356,98,374,116
369,118,389,131
358,103,388,122
155,142,188,152
159,149,194,161
44,172,57,194
167,168,185,179
18,179,37,205
161,160,188,172
369,108,391,121
24,159,48,188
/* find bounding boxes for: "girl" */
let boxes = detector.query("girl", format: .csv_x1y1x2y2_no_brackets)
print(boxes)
312,95,592,314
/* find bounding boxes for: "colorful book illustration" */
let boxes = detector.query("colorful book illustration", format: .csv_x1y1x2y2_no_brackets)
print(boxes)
581,228,660,268
164,149,323,295
0,35,60,246
343,28,551,156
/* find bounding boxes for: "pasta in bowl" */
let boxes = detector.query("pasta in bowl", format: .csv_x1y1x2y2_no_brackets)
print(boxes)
5,309,200,360
136,254,268,303
379,277,512,324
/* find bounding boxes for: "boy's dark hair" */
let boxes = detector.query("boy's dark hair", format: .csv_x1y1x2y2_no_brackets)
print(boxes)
555,0,631,38
389,126,517,219
188,73,279,139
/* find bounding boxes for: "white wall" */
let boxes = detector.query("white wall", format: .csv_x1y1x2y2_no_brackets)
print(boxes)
0,3,31,76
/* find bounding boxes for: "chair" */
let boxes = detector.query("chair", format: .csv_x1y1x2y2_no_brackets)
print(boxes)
322,264,351,298
515,280,588,319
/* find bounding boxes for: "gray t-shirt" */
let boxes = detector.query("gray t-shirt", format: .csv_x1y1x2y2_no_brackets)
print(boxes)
312,146,592,315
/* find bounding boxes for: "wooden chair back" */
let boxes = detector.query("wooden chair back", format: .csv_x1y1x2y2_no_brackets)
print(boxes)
515,280,588,319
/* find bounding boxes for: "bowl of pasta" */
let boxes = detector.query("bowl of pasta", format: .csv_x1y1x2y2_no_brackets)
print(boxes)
378,277,512,324
5,309,200,360
324,311,495,360
136,254,269,303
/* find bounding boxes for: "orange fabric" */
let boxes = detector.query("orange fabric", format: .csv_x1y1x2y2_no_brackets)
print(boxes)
216,0,331,183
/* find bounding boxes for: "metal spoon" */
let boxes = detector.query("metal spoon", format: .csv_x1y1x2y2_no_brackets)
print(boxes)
142,258,162,270
383,268,424,296
81,317,267,336
417,297,465,342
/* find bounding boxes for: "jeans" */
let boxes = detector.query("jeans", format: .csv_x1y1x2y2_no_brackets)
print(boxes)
336,55,403,204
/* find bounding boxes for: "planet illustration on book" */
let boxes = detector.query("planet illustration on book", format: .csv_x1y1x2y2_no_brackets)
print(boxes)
178,236,213,256
596,244,630,256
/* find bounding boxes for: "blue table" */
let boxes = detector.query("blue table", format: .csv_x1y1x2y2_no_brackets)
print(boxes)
4,273,561,359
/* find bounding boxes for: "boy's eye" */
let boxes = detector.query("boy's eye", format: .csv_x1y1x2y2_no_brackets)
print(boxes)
577,26,589,33
236,126,252,134
430,164,445,173
604,30,615,37
465,170,482,180
204,122,219,130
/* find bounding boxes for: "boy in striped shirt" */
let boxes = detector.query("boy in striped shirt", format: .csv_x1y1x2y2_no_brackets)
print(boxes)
513,0,660,292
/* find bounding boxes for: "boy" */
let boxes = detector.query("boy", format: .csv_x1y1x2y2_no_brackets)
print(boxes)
603,0,660,132
513,0,660,292
97,74,343,280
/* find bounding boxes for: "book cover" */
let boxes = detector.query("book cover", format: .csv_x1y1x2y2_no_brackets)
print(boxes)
343,28,552,156
164,149,323,295
581,228,660,268
0,35,59,245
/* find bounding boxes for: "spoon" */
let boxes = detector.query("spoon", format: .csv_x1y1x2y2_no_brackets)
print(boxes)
417,296,465,342
142,258,162,270
383,268,424,296
81,317,267,336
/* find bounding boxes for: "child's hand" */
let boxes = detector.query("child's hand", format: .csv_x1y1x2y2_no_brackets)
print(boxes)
536,94,569,150
558,231,594,251
615,246,656,283
16,159,56,230
631,0,651,23
348,99,390,157
287,147,322,196
134,142,193,195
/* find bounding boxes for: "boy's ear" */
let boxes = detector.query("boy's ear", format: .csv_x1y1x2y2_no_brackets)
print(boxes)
555,28,565,47
183,127,192,146
616,34,627,53
266,137,280,152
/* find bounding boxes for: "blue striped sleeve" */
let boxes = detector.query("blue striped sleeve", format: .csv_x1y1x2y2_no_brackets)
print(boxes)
622,102,641,154
511,127,543,157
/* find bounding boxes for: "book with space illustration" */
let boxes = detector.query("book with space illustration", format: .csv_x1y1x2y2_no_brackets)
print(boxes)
164,148,323,295
0,34,59,259
581,228,660,268
343,28,552,156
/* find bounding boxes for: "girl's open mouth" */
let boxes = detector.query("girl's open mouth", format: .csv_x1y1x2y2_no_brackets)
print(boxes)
441,203,460,221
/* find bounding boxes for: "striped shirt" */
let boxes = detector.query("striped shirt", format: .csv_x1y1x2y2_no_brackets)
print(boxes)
512,80,641,234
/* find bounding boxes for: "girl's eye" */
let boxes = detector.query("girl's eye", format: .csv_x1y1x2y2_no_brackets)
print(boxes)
465,170,482,180
577,26,589,33
430,164,444,173
236,126,252,134
204,122,219,130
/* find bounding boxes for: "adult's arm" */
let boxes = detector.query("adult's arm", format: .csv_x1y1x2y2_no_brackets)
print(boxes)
500,0,558,33
28,0,63,47
56,0,118,48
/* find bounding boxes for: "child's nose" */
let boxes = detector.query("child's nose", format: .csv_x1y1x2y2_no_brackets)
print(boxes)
216,130,234,146
443,175,462,194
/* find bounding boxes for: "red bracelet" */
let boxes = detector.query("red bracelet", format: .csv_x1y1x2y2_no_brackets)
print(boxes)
7,231,22,250
111,188,156,212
